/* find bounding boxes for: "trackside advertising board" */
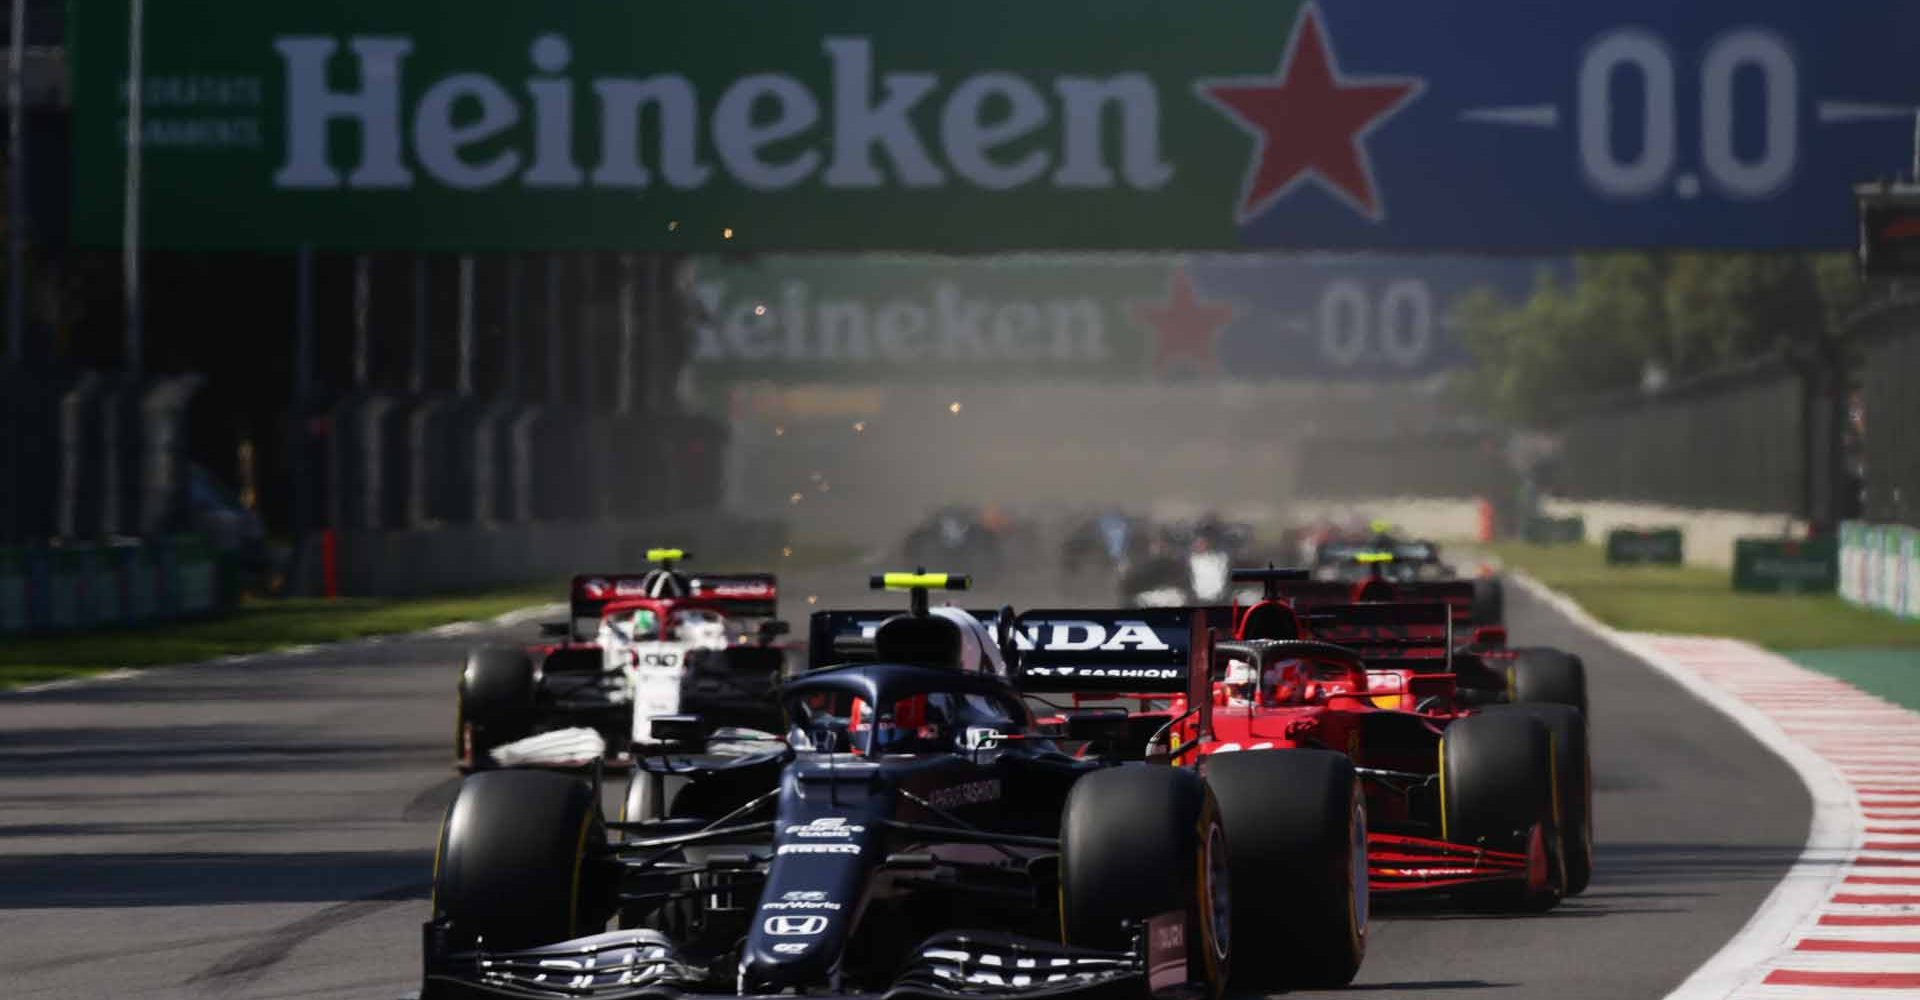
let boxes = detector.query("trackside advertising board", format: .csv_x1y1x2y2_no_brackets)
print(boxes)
1840,522,1920,619
689,254,1550,381
69,0,1920,251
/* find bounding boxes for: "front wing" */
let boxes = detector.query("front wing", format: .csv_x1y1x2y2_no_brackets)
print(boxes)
1367,831,1538,894
422,929,1167,1000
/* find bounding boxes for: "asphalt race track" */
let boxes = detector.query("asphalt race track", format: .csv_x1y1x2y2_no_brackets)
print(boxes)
0,566,1809,1000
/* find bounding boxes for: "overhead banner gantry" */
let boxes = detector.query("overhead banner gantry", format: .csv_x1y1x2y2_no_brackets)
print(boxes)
70,0,1920,251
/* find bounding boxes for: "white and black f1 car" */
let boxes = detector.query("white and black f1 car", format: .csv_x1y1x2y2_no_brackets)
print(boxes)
455,550,791,770
423,573,1364,999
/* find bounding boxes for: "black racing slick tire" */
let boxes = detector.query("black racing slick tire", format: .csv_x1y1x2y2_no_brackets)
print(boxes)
1062,766,1230,1000
1509,646,1588,717
1204,749,1365,989
432,769,609,950
457,646,536,766
1441,711,1564,911
1472,576,1505,628
1483,703,1593,896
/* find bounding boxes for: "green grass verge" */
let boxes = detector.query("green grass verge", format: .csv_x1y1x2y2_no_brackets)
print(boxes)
1487,542,1920,651
1,542,870,690
0,585,559,689
1783,649,1920,713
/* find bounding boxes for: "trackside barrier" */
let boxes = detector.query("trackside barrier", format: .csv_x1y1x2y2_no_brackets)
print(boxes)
1840,521,1920,619
0,536,235,636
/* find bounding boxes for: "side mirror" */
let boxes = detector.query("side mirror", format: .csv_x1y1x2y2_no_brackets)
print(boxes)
538,621,568,638
758,620,792,645
646,714,710,750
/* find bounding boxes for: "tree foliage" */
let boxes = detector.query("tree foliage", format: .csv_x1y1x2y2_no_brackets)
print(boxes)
1452,252,1861,424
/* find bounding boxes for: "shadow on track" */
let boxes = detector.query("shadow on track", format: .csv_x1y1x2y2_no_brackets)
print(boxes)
1592,841,1809,884
0,723,444,776
0,849,432,907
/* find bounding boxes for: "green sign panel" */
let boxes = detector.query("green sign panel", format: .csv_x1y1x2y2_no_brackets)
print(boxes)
1605,527,1684,566
1733,537,1837,594
1523,515,1585,547
72,0,1306,251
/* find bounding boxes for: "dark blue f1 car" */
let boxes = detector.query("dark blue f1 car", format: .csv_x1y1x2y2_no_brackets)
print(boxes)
422,573,1362,999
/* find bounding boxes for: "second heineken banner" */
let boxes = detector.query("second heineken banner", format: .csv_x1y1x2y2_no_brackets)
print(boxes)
688,253,1549,381
70,0,1920,251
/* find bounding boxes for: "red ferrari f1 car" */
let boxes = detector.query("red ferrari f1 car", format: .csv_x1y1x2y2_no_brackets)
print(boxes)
1002,591,1592,982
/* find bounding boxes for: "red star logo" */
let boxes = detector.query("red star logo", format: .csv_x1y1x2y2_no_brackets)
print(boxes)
1197,3,1423,223
1131,266,1237,375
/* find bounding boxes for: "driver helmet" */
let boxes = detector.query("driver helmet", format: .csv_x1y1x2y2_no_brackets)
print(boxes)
1263,659,1304,704
849,695,947,753
612,607,659,641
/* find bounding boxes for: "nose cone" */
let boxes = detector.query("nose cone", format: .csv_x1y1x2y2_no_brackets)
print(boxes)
739,810,881,990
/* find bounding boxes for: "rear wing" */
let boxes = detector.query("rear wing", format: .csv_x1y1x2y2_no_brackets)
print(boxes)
1011,608,1204,695
805,608,999,671
570,572,778,619
569,572,778,637
1227,576,1481,628
1299,602,1454,672
687,574,780,618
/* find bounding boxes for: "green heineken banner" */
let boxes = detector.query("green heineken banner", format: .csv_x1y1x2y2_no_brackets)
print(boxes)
688,253,1550,380
692,256,1158,381
70,0,1920,251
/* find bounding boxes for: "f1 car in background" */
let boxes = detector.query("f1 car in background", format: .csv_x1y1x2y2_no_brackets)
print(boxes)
901,505,1039,578
1308,526,1507,626
1007,599,1591,928
1119,513,1255,608
1059,508,1153,580
454,550,791,770
423,574,1363,999
1220,565,1583,715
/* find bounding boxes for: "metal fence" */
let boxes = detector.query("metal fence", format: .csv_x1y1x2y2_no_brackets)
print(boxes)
1860,313,1920,528
312,394,726,532
1551,363,1809,515
1294,431,1513,502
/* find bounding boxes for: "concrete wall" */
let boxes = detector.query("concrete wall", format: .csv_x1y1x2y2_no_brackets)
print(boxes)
1288,497,1487,542
1285,495,1806,571
1541,499,1807,569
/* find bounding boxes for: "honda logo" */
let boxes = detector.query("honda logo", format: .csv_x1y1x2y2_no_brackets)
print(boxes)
765,915,829,936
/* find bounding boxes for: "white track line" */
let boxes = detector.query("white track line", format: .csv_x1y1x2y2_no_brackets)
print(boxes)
1508,574,1868,1000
